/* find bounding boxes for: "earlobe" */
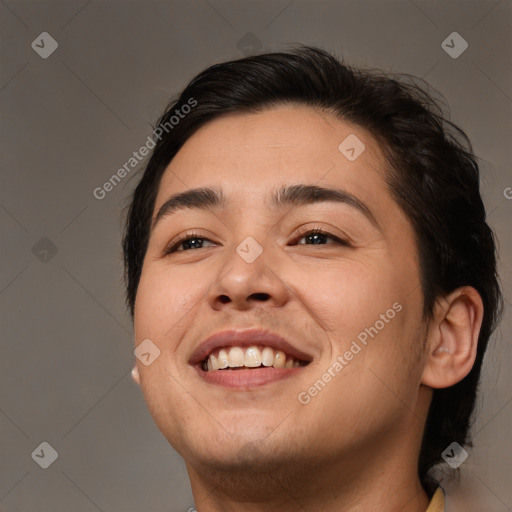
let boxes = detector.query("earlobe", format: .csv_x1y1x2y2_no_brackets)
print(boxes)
131,365,141,385
422,286,484,389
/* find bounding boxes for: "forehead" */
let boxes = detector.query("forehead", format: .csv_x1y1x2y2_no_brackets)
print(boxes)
154,104,389,212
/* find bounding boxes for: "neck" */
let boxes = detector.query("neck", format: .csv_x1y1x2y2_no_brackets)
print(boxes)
186,433,430,512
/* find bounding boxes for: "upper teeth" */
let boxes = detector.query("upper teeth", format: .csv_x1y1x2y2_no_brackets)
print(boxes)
204,346,303,371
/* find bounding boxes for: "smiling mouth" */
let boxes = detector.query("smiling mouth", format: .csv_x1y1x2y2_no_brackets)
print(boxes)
202,345,309,372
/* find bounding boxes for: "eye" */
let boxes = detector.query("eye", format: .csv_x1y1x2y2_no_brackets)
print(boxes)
164,227,350,255
293,227,350,246
165,232,216,254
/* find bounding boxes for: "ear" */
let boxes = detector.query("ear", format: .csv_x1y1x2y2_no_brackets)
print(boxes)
421,286,484,389
131,365,141,385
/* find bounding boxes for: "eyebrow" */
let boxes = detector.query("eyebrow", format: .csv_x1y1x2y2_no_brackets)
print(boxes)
151,184,379,231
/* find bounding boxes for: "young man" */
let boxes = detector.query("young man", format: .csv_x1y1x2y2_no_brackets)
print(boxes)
123,47,502,511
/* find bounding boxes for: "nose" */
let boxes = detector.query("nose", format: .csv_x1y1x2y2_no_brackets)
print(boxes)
207,238,290,311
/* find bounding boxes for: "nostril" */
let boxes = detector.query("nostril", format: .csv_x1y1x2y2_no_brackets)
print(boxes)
251,293,271,301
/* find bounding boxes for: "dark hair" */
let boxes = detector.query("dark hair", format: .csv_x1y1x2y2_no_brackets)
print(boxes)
122,45,502,493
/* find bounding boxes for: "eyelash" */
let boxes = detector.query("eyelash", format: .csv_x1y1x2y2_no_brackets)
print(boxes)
165,226,349,254
165,231,205,254
294,226,349,247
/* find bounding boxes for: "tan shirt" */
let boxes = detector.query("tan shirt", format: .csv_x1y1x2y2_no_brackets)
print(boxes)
426,488,446,512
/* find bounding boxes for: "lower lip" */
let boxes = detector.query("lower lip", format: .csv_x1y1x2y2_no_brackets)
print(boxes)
195,366,305,388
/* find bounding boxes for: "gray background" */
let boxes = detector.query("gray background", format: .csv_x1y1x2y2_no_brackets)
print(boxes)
0,0,511,510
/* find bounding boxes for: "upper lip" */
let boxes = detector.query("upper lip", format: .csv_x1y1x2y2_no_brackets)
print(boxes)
189,328,313,366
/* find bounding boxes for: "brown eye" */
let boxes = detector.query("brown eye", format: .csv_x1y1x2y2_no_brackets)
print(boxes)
165,233,216,254
294,227,349,246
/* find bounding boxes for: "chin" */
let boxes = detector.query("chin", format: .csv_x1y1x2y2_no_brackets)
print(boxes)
191,445,295,475
186,427,313,472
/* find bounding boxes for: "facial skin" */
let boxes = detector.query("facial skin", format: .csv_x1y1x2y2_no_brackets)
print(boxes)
132,105,483,512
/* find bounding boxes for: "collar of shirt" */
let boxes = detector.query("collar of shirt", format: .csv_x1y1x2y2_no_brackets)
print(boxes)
426,487,446,512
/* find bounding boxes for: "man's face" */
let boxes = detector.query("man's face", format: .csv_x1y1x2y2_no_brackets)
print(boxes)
134,105,428,473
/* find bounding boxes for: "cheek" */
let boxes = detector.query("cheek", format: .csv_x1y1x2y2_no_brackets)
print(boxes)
134,262,208,336
295,255,423,376
290,256,399,339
